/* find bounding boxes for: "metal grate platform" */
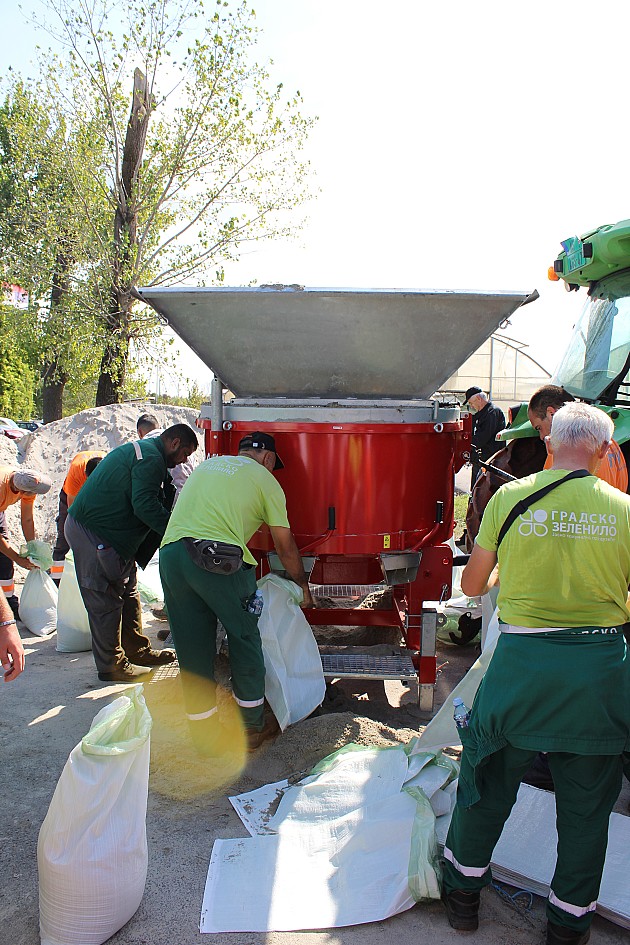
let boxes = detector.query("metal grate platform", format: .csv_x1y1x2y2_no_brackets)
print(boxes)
149,661,180,682
311,584,385,599
320,651,417,681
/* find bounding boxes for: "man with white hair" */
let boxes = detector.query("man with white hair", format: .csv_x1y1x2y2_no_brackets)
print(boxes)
464,386,506,482
0,467,52,619
441,403,630,945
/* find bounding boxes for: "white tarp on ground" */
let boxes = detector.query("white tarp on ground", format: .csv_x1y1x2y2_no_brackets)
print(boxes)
203,619,630,934
434,783,630,930
200,745,457,933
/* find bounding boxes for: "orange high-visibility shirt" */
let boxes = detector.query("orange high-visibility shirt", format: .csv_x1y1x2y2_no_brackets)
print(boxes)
544,439,628,492
62,450,106,499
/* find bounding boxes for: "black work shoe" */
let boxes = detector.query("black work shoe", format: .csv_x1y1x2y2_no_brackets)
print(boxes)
7,596,20,620
98,661,152,682
441,888,480,931
246,715,280,752
157,627,171,642
131,647,176,667
546,922,590,945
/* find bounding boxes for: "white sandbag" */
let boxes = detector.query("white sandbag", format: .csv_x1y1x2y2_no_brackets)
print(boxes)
201,792,421,932
205,748,456,932
269,744,409,831
409,628,500,754
18,568,57,636
257,574,326,730
38,686,152,945
137,550,163,603
56,552,91,653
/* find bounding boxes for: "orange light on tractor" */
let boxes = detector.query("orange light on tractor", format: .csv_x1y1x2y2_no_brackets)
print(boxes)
548,265,560,281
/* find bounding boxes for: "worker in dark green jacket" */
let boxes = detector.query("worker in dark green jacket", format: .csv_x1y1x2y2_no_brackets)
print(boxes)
66,424,198,682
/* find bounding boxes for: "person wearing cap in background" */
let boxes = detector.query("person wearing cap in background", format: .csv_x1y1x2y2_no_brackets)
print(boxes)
0,467,52,620
159,431,315,754
528,384,628,492
65,424,199,683
50,451,105,586
464,386,506,483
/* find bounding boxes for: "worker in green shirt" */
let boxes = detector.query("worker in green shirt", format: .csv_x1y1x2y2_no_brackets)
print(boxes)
442,403,630,945
66,424,199,682
160,432,314,754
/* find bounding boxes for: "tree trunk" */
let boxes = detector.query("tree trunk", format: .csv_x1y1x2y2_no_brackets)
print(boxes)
95,302,130,405
41,363,67,422
41,253,70,422
95,69,153,406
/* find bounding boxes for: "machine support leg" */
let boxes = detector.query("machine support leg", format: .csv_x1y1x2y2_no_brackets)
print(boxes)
417,607,437,718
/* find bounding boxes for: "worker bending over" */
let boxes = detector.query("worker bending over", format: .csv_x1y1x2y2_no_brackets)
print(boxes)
65,424,198,682
0,467,51,618
51,451,104,585
159,432,314,754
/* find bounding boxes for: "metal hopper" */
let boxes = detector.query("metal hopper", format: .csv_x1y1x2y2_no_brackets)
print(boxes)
138,286,535,398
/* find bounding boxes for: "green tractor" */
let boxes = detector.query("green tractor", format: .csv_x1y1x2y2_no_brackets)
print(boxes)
498,218,630,450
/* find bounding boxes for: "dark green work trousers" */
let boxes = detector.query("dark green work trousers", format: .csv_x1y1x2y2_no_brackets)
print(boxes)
442,743,623,933
159,539,265,732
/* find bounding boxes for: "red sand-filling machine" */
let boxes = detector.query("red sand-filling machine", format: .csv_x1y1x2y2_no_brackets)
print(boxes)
139,285,533,714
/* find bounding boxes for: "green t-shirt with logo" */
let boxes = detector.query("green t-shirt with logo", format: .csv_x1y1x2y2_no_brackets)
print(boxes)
161,455,290,565
476,468,630,628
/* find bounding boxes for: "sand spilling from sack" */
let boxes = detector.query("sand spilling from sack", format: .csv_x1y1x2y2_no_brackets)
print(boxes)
145,673,418,801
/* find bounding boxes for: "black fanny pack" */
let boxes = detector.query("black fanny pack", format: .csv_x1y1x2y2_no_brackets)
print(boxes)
182,538,243,575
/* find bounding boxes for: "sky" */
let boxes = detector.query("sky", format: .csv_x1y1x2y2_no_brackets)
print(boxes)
2,0,628,395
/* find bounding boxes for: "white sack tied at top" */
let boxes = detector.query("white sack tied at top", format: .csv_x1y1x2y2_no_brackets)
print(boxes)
38,685,152,945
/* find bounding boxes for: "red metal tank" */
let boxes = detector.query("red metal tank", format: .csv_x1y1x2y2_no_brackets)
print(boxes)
202,411,468,555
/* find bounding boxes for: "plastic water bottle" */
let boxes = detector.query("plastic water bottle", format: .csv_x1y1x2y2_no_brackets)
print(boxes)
247,589,264,616
453,696,471,729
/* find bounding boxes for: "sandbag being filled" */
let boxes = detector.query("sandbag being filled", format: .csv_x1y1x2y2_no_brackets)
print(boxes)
56,551,91,652
18,568,57,636
257,574,326,730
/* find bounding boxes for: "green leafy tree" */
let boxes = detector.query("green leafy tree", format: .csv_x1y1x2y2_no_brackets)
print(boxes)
34,0,316,405
156,381,206,409
0,305,35,419
0,80,110,420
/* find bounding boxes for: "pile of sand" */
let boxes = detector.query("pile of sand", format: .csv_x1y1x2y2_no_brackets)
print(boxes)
3,403,200,554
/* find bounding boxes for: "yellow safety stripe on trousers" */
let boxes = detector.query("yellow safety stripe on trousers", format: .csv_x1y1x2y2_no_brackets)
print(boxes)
443,846,490,878
232,694,265,708
548,890,597,918
186,706,218,722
